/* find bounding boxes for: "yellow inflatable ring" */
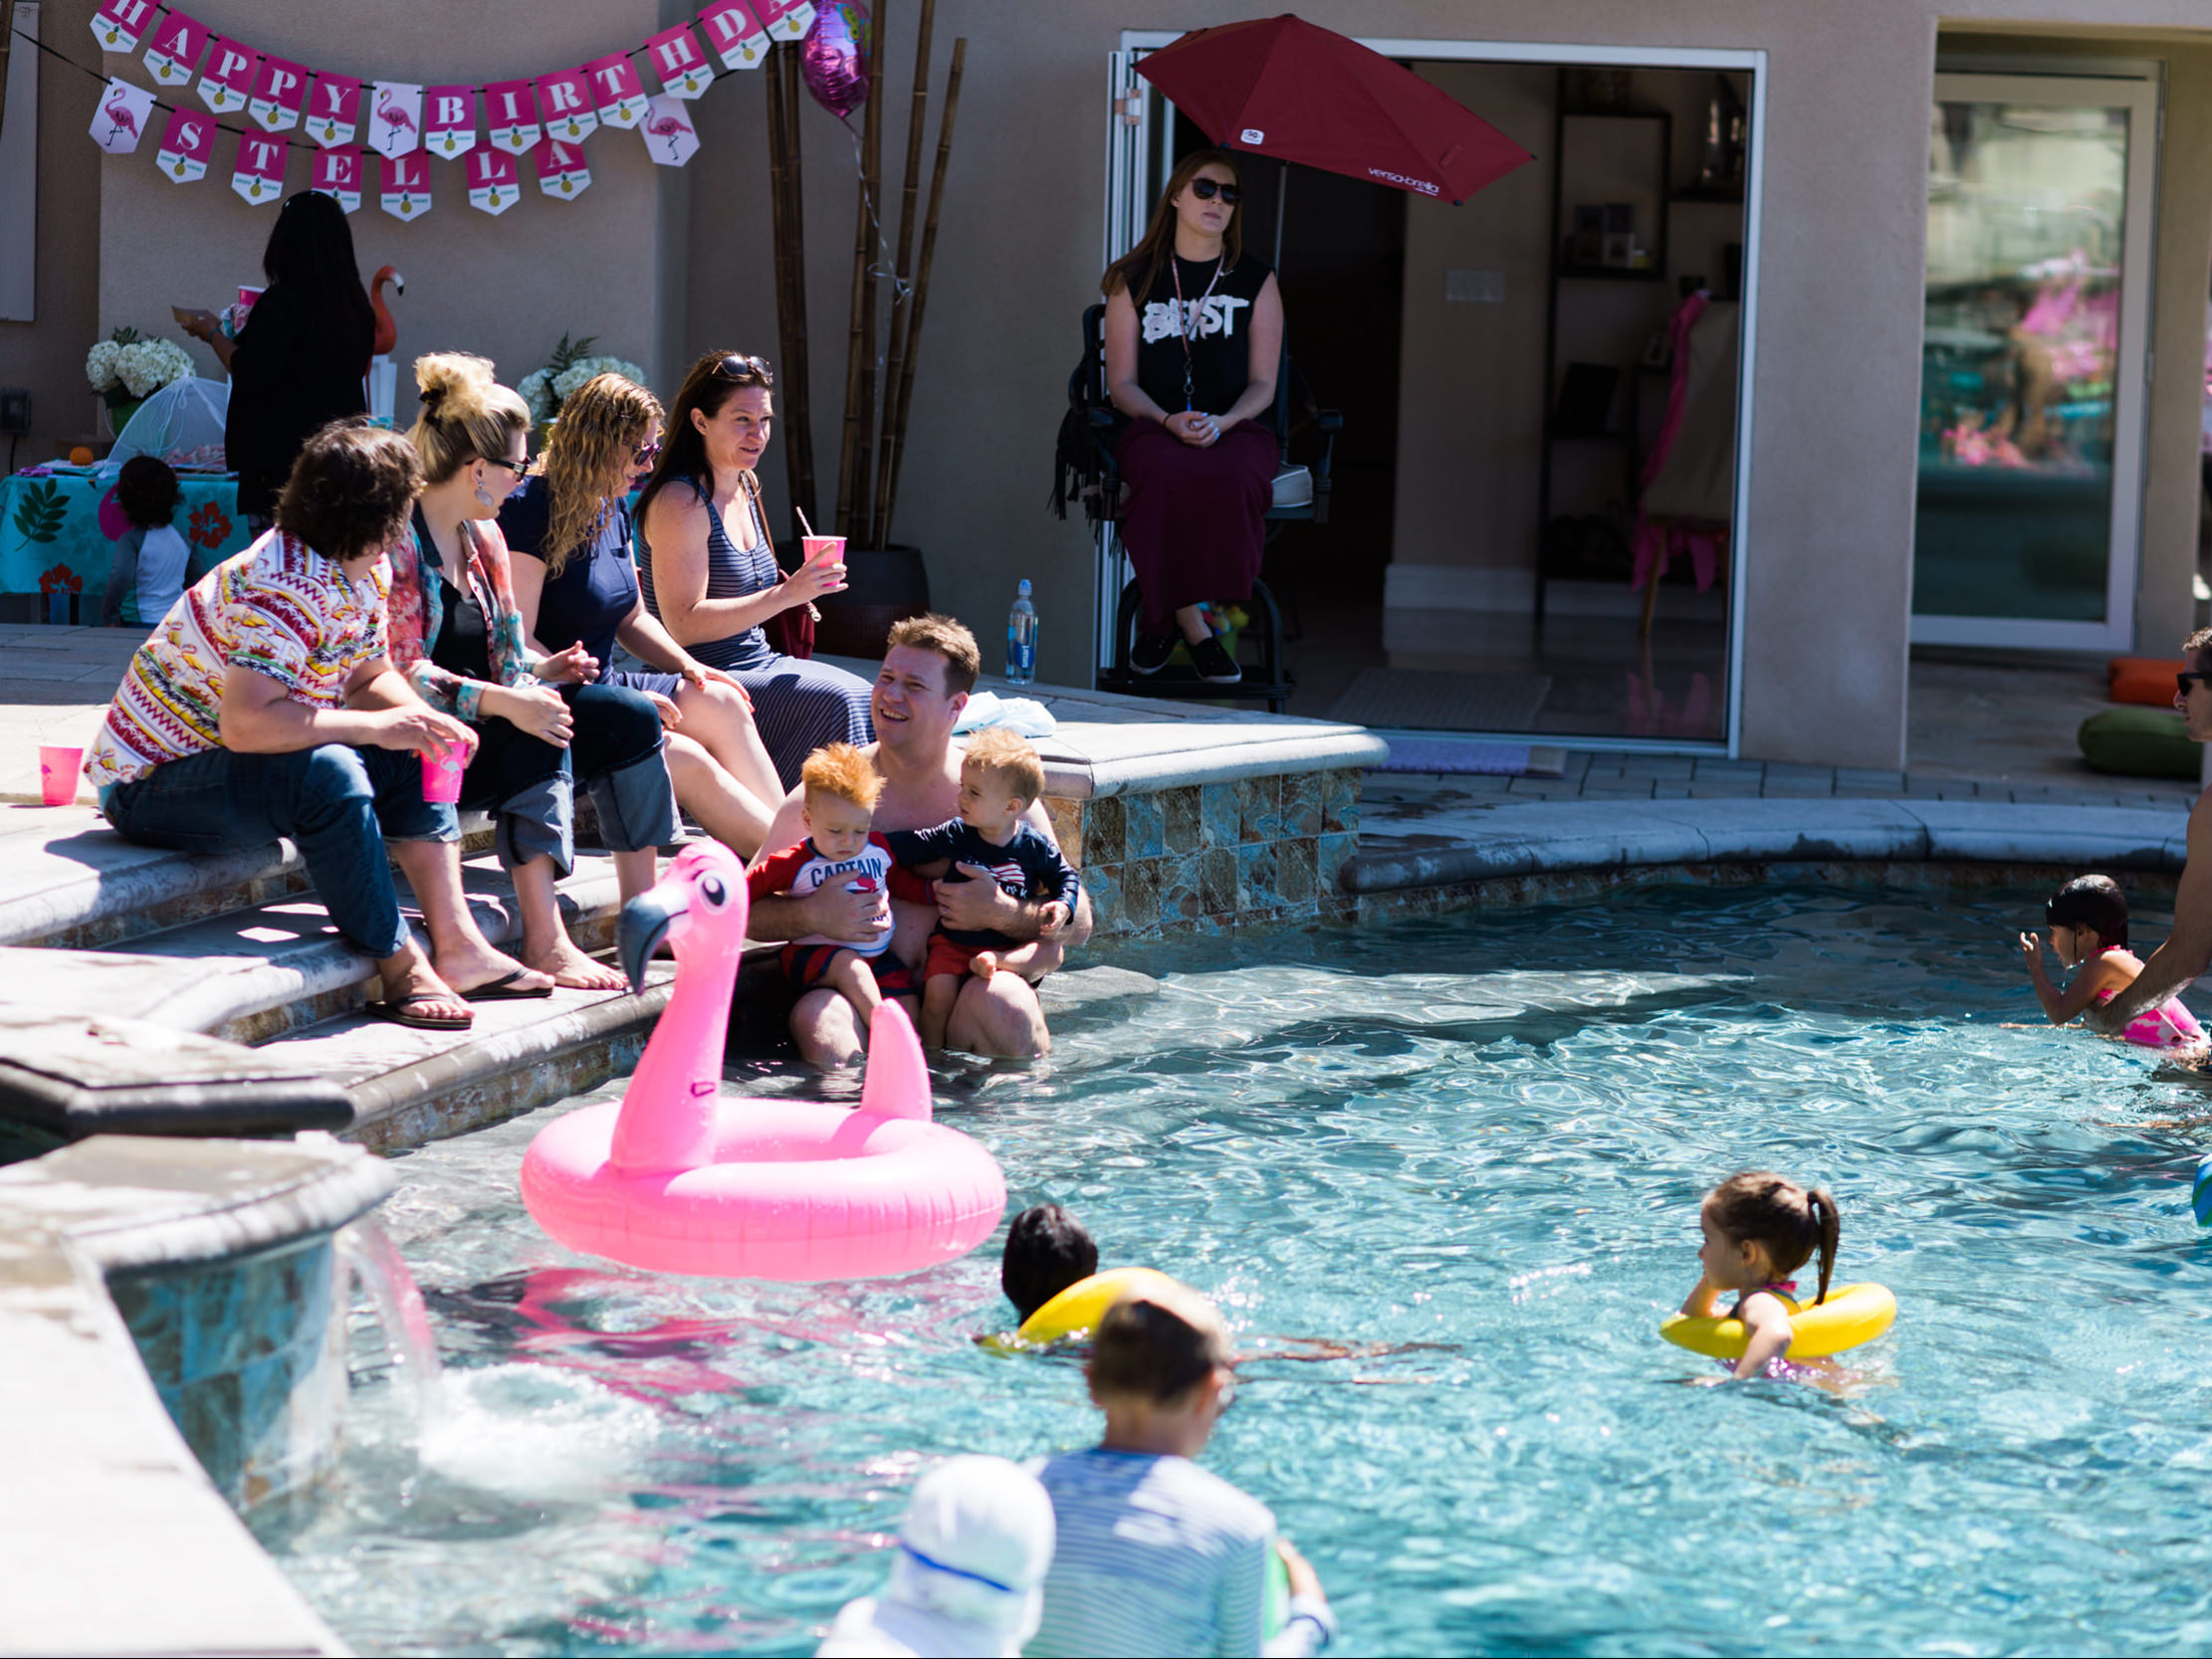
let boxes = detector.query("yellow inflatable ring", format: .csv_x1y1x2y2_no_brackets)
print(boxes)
1659,1282,1896,1360
1008,1267,1191,1348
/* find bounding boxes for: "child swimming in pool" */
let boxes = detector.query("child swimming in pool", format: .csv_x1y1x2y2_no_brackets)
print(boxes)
2020,874,2207,1053
1680,1171,1839,1381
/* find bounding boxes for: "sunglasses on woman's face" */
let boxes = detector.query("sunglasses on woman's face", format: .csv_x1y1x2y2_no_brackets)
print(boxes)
1189,178,1241,205
482,454,530,477
632,438,663,466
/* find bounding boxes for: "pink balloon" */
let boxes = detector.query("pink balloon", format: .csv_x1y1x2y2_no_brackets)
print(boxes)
801,1,871,122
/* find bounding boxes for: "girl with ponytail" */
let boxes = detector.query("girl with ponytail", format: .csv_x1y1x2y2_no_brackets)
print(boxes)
1681,1171,1842,1380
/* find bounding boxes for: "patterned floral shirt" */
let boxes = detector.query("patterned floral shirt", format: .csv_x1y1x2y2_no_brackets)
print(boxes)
86,528,390,789
385,512,539,725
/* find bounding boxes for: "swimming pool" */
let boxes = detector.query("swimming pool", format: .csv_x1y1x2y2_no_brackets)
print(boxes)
264,883,2212,1656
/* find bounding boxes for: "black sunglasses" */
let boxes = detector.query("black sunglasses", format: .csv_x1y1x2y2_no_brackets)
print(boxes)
2179,672,2212,698
712,353,771,379
482,454,530,477
1189,178,1241,205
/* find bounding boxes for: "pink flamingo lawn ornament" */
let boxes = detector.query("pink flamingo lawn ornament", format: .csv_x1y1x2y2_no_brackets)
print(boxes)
521,842,1006,1282
644,111,687,160
369,266,404,357
102,95,139,147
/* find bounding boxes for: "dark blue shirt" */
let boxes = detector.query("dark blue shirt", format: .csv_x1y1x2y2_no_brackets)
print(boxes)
882,818,1081,949
499,475,637,674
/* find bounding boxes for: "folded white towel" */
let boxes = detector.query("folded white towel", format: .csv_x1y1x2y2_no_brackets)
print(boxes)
955,692,1058,738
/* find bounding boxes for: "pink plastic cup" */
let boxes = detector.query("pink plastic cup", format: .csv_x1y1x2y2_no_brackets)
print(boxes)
37,745,81,807
421,748,465,805
801,535,848,590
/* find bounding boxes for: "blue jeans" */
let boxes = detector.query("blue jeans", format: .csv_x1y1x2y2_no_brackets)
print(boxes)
103,743,457,959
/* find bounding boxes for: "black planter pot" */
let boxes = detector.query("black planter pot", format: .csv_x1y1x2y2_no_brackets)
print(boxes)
777,540,930,661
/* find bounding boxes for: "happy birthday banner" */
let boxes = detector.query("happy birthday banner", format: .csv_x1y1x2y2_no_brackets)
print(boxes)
72,0,816,217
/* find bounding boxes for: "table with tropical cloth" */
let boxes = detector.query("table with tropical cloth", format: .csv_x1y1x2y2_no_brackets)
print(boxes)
1,465,248,615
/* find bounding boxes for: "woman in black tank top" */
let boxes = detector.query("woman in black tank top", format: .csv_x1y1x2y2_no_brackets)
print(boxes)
1100,149,1285,686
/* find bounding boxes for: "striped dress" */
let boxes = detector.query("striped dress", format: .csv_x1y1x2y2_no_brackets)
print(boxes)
637,473,872,789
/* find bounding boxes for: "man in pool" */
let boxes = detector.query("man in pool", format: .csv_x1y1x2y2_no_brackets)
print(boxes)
2092,627,2212,1043
747,615,1093,1068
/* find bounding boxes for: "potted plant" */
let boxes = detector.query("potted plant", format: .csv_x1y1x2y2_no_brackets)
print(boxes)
518,333,649,435
86,327,194,439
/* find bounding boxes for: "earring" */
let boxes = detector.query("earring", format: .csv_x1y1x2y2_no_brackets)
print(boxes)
474,482,495,508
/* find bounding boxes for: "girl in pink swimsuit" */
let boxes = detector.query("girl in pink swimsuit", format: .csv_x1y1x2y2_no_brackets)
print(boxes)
2020,874,2208,1053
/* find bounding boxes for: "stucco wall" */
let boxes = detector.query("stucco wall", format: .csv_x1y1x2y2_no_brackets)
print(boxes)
90,0,673,435
0,0,103,465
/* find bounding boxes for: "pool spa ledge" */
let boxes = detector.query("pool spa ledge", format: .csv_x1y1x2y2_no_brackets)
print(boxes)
0,1133,385,1656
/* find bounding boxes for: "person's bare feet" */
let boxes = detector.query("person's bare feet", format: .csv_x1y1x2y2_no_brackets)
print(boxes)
971,949,999,979
375,955,471,1027
521,937,628,991
435,940,555,998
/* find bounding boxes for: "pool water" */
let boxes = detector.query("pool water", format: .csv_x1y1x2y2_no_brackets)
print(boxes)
264,884,2212,1656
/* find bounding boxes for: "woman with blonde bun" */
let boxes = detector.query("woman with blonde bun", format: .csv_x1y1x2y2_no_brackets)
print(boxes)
502,372,782,857
392,352,681,992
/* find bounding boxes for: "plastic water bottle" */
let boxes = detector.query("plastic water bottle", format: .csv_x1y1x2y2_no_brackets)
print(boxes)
1005,579,1037,685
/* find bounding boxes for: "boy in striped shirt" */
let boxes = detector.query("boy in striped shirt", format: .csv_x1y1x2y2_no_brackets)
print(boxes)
1027,1286,1335,1658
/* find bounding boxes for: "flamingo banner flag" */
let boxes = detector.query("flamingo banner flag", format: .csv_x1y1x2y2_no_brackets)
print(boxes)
485,80,541,154
153,104,216,182
425,86,477,158
467,149,522,216
306,73,361,147
89,0,160,57
585,53,650,129
535,137,591,201
230,131,287,206
756,0,818,44
367,82,423,159
90,77,155,155
536,70,598,145
697,1,770,71
379,152,431,222
645,24,715,98
312,148,361,214
248,56,308,131
139,10,207,88
640,95,700,167
195,36,258,114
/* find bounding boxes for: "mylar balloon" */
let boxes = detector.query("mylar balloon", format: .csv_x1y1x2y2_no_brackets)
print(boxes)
801,2,870,122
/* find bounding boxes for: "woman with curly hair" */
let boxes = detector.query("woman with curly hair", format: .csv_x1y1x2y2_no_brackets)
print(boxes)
502,372,782,857
638,350,872,789
392,352,681,992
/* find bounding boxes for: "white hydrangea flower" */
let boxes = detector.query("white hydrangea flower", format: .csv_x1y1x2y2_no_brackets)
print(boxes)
113,338,193,398
86,339,123,394
550,356,648,403
519,368,557,425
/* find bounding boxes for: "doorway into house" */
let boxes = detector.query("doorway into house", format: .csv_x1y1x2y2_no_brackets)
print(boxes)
1104,40,1763,751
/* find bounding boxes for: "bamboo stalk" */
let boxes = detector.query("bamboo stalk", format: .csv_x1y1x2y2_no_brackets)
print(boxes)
765,46,807,539
774,44,817,533
878,37,965,544
869,0,936,551
831,6,883,537
848,0,889,543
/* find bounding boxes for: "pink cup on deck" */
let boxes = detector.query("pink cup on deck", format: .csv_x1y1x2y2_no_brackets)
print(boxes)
38,746,82,807
421,748,465,805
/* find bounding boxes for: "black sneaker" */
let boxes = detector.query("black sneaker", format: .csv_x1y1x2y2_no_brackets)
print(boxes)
1129,630,1177,676
1189,633,1242,684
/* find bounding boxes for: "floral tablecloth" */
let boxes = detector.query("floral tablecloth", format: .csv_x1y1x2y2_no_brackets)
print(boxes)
0,466,247,602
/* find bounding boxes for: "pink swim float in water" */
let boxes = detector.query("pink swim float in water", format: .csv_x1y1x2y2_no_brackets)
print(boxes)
521,842,1006,1280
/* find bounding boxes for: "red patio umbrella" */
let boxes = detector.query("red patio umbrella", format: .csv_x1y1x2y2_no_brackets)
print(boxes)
1135,14,1534,214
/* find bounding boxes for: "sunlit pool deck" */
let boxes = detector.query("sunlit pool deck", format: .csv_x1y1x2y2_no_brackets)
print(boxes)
0,626,2205,1654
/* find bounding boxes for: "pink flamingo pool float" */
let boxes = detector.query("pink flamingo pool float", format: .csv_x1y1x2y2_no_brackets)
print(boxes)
521,842,1006,1281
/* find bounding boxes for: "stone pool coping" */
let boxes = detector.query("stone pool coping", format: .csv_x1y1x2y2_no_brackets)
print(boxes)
1343,798,2189,895
0,1136,379,1657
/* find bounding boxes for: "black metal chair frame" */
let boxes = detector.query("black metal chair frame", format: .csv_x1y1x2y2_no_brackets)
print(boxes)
1068,302,1341,715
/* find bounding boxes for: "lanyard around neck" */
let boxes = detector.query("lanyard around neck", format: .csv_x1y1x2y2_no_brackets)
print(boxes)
1170,253,1229,412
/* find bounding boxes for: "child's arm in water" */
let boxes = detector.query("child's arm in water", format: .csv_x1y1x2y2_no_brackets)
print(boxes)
2019,931,2131,1025
1730,1289,1796,1380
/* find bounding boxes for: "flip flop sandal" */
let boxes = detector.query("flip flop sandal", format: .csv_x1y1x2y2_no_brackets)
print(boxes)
458,967,556,1002
367,991,474,1031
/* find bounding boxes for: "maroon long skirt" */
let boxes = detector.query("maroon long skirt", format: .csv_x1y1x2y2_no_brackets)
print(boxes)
1116,419,1276,634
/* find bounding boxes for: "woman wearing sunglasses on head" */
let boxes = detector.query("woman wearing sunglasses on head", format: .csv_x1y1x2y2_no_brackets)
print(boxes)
501,373,783,858
1100,149,1285,686
390,352,681,991
637,351,873,789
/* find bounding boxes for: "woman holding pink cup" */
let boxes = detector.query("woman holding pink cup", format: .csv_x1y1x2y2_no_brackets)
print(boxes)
636,351,875,790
